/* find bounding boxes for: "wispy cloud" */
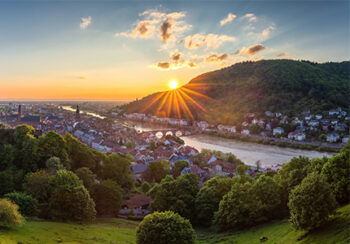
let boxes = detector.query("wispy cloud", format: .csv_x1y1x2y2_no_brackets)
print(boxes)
183,33,236,50
153,50,197,70
241,13,257,22
115,9,191,43
236,44,265,56
220,13,236,26
205,53,229,62
80,16,91,30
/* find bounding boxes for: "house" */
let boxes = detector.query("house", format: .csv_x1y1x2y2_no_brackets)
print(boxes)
304,115,312,121
242,121,249,127
315,114,323,120
121,194,152,216
241,129,250,135
295,132,306,141
308,120,319,127
342,136,349,144
275,112,282,118
273,127,284,136
209,160,236,176
327,133,340,143
335,123,347,132
329,109,339,116
288,132,295,139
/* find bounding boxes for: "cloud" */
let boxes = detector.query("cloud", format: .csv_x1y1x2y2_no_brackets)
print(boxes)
237,44,265,56
183,33,236,49
220,13,236,26
261,25,275,38
154,51,197,70
241,13,257,22
80,16,91,29
276,52,286,57
115,9,191,43
205,53,229,62
159,19,172,42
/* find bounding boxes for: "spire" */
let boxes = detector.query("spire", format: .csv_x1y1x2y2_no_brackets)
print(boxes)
76,105,80,119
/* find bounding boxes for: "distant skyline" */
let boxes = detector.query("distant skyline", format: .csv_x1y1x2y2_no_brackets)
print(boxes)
0,0,349,100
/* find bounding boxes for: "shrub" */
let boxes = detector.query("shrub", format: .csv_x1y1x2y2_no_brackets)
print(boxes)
4,192,38,216
288,172,337,230
141,181,151,194
75,167,96,190
23,169,50,203
0,198,23,227
136,211,195,244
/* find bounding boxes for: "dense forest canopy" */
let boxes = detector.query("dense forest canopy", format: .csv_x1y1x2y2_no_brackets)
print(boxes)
123,59,350,124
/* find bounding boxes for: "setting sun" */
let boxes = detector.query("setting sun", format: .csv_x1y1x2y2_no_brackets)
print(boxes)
169,80,179,90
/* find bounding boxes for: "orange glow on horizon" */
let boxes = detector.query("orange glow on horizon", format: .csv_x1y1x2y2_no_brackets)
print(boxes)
168,80,179,90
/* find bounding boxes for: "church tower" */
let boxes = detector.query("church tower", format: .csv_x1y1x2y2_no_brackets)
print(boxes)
18,105,22,121
76,105,80,119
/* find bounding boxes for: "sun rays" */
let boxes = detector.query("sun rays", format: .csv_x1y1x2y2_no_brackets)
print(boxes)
140,82,213,121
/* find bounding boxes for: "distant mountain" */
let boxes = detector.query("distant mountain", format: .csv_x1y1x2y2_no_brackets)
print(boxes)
122,59,350,124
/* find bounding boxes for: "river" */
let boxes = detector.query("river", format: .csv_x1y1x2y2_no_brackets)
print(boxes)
61,106,106,119
132,122,334,167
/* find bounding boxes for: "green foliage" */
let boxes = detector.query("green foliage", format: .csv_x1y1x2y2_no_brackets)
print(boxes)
149,174,199,221
0,198,23,228
23,170,50,203
48,170,96,222
91,180,123,216
0,144,16,171
100,154,134,191
37,131,70,169
136,211,195,244
195,176,233,226
75,167,96,190
0,170,15,196
288,172,337,230
321,152,350,204
4,192,38,216
146,161,169,183
172,160,189,178
214,175,281,231
140,181,151,194
65,133,104,171
45,156,64,175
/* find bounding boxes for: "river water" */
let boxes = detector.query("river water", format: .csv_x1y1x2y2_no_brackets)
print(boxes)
132,122,334,167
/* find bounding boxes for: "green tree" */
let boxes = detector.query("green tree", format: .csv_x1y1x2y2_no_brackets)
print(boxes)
147,161,168,183
101,154,134,191
321,152,350,204
141,181,151,194
172,160,189,178
136,211,195,244
4,192,38,216
37,131,70,169
213,182,254,231
45,156,64,175
65,133,104,171
75,167,96,190
91,180,123,216
288,172,337,230
195,176,232,226
149,174,199,221
23,170,50,203
0,170,15,196
48,170,96,222
0,198,23,227
0,144,16,170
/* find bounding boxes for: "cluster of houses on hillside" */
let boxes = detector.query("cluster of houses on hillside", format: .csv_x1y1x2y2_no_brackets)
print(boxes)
124,107,350,145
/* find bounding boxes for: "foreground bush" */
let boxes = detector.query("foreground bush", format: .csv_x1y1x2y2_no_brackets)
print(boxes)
4,192,38,216
0,198,23,227
288,172,337,230
136,211,195,244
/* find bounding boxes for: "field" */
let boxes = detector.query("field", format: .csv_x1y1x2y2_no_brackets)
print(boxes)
1,205,349,244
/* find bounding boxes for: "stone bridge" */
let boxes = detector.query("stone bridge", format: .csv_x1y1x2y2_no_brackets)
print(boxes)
137,128,195,138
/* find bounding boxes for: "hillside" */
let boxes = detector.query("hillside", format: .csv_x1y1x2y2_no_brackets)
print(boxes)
122,59,350,124
1,204,349,244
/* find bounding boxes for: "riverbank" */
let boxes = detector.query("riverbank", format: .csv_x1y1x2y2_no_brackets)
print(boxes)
203,131,341,153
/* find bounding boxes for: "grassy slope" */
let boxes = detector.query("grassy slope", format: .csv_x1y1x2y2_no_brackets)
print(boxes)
197,204,350,244
0,218,138,244
0,204,349,244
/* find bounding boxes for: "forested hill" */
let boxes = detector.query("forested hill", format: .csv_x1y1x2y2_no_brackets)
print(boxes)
122,60,350,124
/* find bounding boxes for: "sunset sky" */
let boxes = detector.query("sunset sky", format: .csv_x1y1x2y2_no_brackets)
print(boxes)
0,1,349,100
